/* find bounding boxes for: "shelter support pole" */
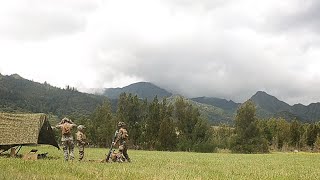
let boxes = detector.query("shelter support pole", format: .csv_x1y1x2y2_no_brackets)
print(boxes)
16,145,22,156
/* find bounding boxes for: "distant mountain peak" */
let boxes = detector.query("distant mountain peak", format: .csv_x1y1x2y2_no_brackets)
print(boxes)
122,82,160,89
250,91,291,117
126,81,152,86
252,91,272,97
103,81,172,100
10,73,24,79
251,91,283,103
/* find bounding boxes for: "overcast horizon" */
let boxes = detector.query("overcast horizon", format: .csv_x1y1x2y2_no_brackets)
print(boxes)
1,0,320,105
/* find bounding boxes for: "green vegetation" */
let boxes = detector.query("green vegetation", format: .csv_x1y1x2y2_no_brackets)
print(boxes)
170,95,235,125
80,93,215,152
47,93,320,153
2,74,320,153
2,74,320,179
0,74,106,118
3,73,320,125
231,101,268,153
1,146,320,179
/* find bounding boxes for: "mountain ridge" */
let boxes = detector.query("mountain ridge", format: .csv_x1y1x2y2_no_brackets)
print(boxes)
2,73,320,123
102,81,320,123
65,79,320,123
247,91,320,122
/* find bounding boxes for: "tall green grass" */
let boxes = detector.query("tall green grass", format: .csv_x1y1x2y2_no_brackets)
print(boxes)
1,146,320,179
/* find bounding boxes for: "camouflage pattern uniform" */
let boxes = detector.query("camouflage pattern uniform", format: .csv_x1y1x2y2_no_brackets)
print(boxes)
56,118,77,161
112,122,130,162
111,150,126,163
76,125,87,161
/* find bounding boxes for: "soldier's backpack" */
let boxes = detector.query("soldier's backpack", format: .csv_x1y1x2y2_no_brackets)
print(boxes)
120,128,129,140
62,123,71,135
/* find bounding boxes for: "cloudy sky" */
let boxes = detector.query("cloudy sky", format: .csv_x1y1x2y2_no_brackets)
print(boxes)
1,0,320,105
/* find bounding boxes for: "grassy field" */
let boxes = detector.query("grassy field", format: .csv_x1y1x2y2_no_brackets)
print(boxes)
1,146,320,180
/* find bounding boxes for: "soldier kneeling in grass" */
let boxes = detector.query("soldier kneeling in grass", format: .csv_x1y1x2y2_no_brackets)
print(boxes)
76,125,87,161
110,150,126,162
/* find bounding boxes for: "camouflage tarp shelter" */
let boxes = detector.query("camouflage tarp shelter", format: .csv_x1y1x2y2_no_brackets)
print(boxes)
0,113,59,151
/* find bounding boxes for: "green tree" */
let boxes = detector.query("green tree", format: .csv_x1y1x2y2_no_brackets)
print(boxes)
212,124,234,150
262,118,290,151
88,100,115,147
313,135,320,152
173,96,214,152
145,96,161,149
289,120,303,149
174,97,198,151
116,93,143,147
192,118,216,152
231,100,269,153
305,124,318,148
158,98,177,151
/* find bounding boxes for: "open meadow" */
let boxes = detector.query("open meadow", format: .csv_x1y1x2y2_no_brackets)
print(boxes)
1,146,320,180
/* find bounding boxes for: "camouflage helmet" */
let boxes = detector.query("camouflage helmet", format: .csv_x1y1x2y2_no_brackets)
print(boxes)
77,125,85,130
117,121,126,127
61,117,73,124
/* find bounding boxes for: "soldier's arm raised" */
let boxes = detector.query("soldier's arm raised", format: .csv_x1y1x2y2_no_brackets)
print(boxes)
55,124,62,129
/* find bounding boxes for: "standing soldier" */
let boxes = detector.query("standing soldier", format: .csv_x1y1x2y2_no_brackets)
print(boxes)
56,117,77,161
112,121,130,162
76,125,87,161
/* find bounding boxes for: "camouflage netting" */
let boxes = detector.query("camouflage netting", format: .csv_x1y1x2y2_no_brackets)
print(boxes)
0,113,59,151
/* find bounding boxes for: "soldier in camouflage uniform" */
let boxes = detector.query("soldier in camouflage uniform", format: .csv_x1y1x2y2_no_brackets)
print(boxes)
112,121,130,162
76,125,87,161
56,117,77,161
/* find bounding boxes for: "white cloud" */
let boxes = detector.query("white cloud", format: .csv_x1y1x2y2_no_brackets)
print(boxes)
1,0,320,105
0,0,99,41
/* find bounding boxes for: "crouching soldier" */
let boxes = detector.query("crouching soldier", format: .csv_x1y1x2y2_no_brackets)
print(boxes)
110,150,125,163
112,122,130,162
76,125,87,161
56,117,77,161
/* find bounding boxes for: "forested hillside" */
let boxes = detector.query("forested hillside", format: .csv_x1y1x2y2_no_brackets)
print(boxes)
0,74,106,118
191,96,240,113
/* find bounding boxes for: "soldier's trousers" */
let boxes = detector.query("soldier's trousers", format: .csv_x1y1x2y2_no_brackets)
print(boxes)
78,143,85,160
119,144,130,162
62,140,74,161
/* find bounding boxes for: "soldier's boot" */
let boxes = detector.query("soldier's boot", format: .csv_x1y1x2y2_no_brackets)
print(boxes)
124,153,130,162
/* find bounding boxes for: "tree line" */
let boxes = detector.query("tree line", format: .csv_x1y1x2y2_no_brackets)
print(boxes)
74,93,214,152
68,94,320,153
212,101,320,153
